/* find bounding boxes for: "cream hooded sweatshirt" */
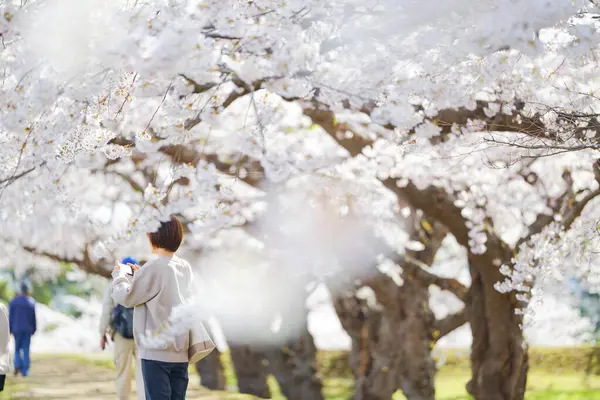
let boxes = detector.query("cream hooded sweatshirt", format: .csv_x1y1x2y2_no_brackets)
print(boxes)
111,255,194,363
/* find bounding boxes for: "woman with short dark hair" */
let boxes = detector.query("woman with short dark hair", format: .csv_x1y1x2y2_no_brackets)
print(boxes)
111,216,193,400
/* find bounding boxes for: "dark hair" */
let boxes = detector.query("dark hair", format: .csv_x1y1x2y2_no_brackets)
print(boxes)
20,281,31,294
148,216,184,252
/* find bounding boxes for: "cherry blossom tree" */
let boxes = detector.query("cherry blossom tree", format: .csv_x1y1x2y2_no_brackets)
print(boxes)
3,1,600,400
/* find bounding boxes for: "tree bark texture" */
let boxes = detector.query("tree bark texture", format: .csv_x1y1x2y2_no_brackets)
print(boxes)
194,347,226,391
334,280,437,400
467,253,528,400
376,276,437,400
264,326,324,400
394,184,529,400
310,105,531,399
360,217,446,400
222,275,324,400
263,278,325,400
332,216,447,400
228,344,271,398
334,292,391,400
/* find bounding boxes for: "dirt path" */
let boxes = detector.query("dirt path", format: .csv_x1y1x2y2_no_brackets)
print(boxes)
2,356,251,399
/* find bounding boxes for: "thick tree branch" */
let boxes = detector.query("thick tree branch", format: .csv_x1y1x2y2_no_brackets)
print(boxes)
518,170,600,248
403,255,469,302
298,98,548,159
179,74,219,94
435,308,468,340
22,245,111,278
564,187,600,230
91,168,145,193
303,101,514,257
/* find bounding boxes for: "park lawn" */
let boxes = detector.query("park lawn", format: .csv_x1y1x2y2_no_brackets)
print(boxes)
212,350,600,400
310,372,600,400
427,370,600,400
0,380,28,400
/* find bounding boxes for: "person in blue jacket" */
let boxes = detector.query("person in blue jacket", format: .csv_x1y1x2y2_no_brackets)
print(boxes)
9,281,36,377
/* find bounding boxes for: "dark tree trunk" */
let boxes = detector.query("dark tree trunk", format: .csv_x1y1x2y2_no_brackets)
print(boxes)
389,217,445,400
333,292,391,400
331,216,453,400
467,252,528,400
264,326,324,400
333,281,436,400
194,323,226,390
228,344,271,398
385,277,436,400
393,183,529,400
195,347,226,390
215,268,324,400
264,278,324,400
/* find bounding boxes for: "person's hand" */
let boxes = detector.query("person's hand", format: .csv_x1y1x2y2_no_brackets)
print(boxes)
128,263,141,273
112,264,120,275
100,334,108,350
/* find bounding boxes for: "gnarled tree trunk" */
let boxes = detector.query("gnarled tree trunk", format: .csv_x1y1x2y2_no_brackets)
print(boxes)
264,278,324,400
393,183,529,400
332,216,466,400
334,278,437,400
194,323,226,390
467,253,528,400
264,326,324,400
221,277,324,400
195,347,226,391
334,292,390,400
228,344,271,398
386,277,436,400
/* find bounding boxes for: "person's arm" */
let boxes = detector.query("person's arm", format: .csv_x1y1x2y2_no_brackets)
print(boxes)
31,301,36,335
111,263,161,308
99,285,114,335
8,301,14,335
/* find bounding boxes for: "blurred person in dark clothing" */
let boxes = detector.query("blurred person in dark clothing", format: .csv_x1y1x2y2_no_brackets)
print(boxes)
9,281,36,377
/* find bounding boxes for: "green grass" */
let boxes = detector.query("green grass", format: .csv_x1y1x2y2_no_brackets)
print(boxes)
214,348,600,399
0,380,28,400
309,371,600,400
430,371,600,400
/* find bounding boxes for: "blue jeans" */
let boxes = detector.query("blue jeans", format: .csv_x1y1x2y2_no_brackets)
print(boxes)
14,333,32,376
141,359,188,400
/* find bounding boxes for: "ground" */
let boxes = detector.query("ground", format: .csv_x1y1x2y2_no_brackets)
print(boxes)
0,356,252,400
1,351,600,399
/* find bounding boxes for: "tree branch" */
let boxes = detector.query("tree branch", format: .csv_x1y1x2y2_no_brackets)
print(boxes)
302,101,513,257
22,245,111,278
179,74,219,94
435,308,468,340
0,164,39,186
91,168,145,193
518,168,600,248
564,187,600,230
403,255,469,301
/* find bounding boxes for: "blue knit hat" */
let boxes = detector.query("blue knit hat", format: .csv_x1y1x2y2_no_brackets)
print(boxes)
121,256,139,265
